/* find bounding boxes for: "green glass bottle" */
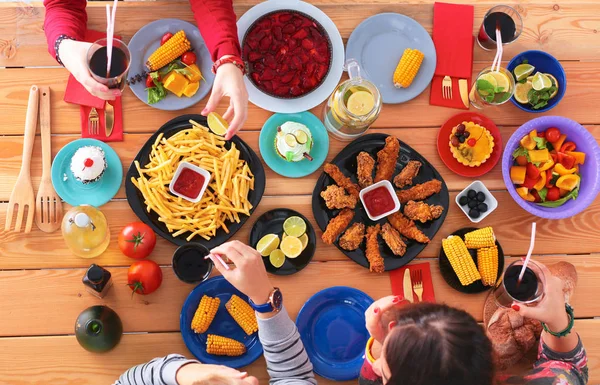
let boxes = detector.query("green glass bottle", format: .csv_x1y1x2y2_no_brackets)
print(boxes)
75,305,123,353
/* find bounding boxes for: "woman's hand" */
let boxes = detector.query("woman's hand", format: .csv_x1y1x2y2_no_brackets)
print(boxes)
365,295,406,344
177,363,258,385
58,40,120,101
202,61,248,140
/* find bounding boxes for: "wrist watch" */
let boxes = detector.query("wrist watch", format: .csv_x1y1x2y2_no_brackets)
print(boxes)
249,287,283,313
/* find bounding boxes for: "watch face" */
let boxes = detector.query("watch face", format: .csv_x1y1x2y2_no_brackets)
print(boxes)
272,289,283,310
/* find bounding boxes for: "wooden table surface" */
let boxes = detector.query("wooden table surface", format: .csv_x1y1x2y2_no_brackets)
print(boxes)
1,1,599,384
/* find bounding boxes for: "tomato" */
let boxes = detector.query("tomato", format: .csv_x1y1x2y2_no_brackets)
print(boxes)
145,75,156,88
545,169,554,188
128,260,163,296
118,222,156,259
545,127,561,143
521,175,538,189
181,51,197,65
531,190,542,203
537,131,546,138
516,155,528,167
160,32,174,46
560,142,577,153
526,163,541,179
546,186,561,202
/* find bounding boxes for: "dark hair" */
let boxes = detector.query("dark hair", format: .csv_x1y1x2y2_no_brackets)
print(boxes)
383,303,494,385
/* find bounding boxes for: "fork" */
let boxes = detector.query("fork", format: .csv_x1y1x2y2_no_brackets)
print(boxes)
442,75,453,100
411,269,423,302
88,107,99,135
5,85,38,233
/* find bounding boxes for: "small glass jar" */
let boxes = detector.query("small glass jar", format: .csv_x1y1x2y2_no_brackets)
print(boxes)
82,264,113,298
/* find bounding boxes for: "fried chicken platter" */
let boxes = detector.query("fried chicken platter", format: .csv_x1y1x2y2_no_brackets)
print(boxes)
312,133,450,272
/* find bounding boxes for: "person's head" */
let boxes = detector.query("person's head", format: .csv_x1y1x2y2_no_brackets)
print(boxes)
372,303,494,385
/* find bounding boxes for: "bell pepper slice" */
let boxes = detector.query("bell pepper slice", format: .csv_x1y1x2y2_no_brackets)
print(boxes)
556,174,580,191
510,166,527,185
566,151,586,165
538,157,555,172
554,163,577,175
529,149,550,163
560,142,577,153
520,134,537,150
521,175,538,189
551,134,568,152
516,187,536,202
557,153,576,170
533,171,547,191
526,163,541,179
545,169,554,188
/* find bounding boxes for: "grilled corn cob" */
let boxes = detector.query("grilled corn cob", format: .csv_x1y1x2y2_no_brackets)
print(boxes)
477,246,498,286
464,227,496,249
393,48,424,88
226,295,258,335
146,30,191,71
206,334,246,356
191,295,220,334
442,236,481,286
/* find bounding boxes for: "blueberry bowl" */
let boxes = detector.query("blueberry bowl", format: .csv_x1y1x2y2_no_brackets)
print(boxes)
507,50,566,113
502,116,600,219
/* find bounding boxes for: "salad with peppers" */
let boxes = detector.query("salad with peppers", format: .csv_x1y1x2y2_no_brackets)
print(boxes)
510,127,585,207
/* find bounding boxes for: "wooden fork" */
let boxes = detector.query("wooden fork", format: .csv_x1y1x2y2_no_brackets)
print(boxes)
35,87,63,233
411,269,424,302
5,85,38,233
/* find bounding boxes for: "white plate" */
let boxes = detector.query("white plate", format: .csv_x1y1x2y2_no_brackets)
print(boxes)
455,180,498,223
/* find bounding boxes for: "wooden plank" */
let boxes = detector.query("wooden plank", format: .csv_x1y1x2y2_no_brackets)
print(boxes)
0,318,598,384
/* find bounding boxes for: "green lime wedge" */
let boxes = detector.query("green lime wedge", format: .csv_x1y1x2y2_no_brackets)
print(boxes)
514,64,535,81
269,249,286,268
256,234,280,257
283,216,306,237
532,73,552,91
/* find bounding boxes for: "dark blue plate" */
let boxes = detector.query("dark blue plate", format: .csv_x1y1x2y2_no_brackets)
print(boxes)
180,276,263,368
296,286,373,381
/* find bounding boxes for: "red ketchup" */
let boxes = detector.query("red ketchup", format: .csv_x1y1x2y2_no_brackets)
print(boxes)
363,186,395,218
172,168,205,199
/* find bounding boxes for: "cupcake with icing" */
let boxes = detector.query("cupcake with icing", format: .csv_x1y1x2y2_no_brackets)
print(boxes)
275,121,314,162
70,146,107,183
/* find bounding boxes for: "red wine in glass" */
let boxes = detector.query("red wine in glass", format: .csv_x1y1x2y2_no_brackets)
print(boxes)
504,265,538,302
87,38,131,91
477,5,523,51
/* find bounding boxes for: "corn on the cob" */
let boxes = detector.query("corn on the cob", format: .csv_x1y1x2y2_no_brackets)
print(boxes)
206,334,246,356
146,30,191,71
226,295,258,335
393,48,424,88
442,236,481,286
464,227,496,249
191,295,220,334
477,246,498,286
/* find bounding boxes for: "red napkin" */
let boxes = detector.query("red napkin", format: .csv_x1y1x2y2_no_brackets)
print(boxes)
80,98,123,141
389,262,436,303
429,2,474,109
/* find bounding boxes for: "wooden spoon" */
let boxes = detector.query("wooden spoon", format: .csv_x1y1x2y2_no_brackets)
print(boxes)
35,87,63,232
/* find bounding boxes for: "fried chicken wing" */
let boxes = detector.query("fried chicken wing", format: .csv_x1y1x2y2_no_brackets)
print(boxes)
381,223,407,256
393,160,422,189
374,136,400,183
321,208,354,245
387,212,430,243
324,163,360,198
320,185,358,210
339,222,365,251
357,152,375,189
366,224,385,273
395,179,442,204
404,200,444,223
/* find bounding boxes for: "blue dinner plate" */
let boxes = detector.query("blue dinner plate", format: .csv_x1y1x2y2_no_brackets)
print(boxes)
296,286,374,381
259,112,329,178
128,19,215,111
180,276,263,368
346,13,436,104
51,139,122,207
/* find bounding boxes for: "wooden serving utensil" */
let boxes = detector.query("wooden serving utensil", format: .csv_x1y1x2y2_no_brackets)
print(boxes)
35,87,63,232
4,85,38,233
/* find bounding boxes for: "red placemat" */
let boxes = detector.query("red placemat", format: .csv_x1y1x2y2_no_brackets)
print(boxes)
389,262,436,303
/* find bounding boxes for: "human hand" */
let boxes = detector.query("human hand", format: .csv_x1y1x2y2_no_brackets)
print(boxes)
177,363,258,385
58,40,120,101
364,295,406,343
202,61,248,140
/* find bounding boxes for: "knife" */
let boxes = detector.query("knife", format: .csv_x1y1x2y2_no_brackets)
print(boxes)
458,79,470,108
105,102,114,137
403,269,413,303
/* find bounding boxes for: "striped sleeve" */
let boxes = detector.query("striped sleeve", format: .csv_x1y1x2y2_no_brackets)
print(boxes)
112,354,198,385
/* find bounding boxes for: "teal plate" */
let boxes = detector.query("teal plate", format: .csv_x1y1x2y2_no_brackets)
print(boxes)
51,139,123,207
259,112,329,178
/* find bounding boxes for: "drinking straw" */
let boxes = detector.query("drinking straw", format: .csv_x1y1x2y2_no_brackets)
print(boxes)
491,27,503,72
205,253,230,271
518,222,537,283
105,0,118,76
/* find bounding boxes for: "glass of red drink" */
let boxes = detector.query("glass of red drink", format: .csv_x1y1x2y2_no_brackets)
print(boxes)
493,259,546,308
86,38,131,91
477,5,523,51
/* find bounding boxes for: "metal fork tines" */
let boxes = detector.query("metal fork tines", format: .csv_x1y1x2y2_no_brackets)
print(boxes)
411,269,423,302
88,107,99,135
442,75,453,100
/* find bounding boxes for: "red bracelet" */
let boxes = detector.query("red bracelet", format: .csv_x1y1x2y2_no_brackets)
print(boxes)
212,56,246,75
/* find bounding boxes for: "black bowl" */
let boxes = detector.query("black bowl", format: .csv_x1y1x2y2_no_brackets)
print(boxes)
172,243,214,284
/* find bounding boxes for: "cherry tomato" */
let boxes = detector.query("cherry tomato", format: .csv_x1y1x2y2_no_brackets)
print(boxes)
546,186,561,202
127,260,162,296
560,142,577,153
521,175,538,189
145,75,156,88
545,127,561,143
118,222,157,259
515,155,528,167
526,163,541,179
160,32,174,46
545,169,554,188
181,51,197,65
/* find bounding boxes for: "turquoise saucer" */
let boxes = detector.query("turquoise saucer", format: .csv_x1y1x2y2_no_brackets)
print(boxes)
259,112,329,178
51,139,123,207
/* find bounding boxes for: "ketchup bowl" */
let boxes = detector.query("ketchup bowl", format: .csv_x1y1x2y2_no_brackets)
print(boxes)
359,180,401,221
169,161,211,203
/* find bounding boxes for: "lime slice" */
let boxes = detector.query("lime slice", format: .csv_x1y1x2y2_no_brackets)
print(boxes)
532,73,552,91
284,134,297,147
280,236,303,258
256,234,280,257
283,216,306,237
207,112,228,136
527,75,534,82
295,130,308,145
545,73,559,98
514,64,535,81
514,82,533,104
298,233,309,251
346,90,375,116
489,71,510,91
269,249,286,268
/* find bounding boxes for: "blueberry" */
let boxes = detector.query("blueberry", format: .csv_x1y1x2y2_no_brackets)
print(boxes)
476,192,486,202
459,196,469,206
468,200,478,209
467,189,476,199
478,203,488,212
458,135,466,143
469,209,481,219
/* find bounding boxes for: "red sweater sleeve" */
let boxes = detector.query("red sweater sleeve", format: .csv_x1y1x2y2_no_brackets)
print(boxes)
43,0,88,60
189,0,241,62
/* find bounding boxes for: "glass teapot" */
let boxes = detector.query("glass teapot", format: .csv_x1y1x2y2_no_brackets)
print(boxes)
323,59,382,141
61,205,110,258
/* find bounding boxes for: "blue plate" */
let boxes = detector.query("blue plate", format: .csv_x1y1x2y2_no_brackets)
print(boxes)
128,19,215,111
259,112,329,178
346,13,436,104
51,139,122,207
180,276,263,368
296,286,373,381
